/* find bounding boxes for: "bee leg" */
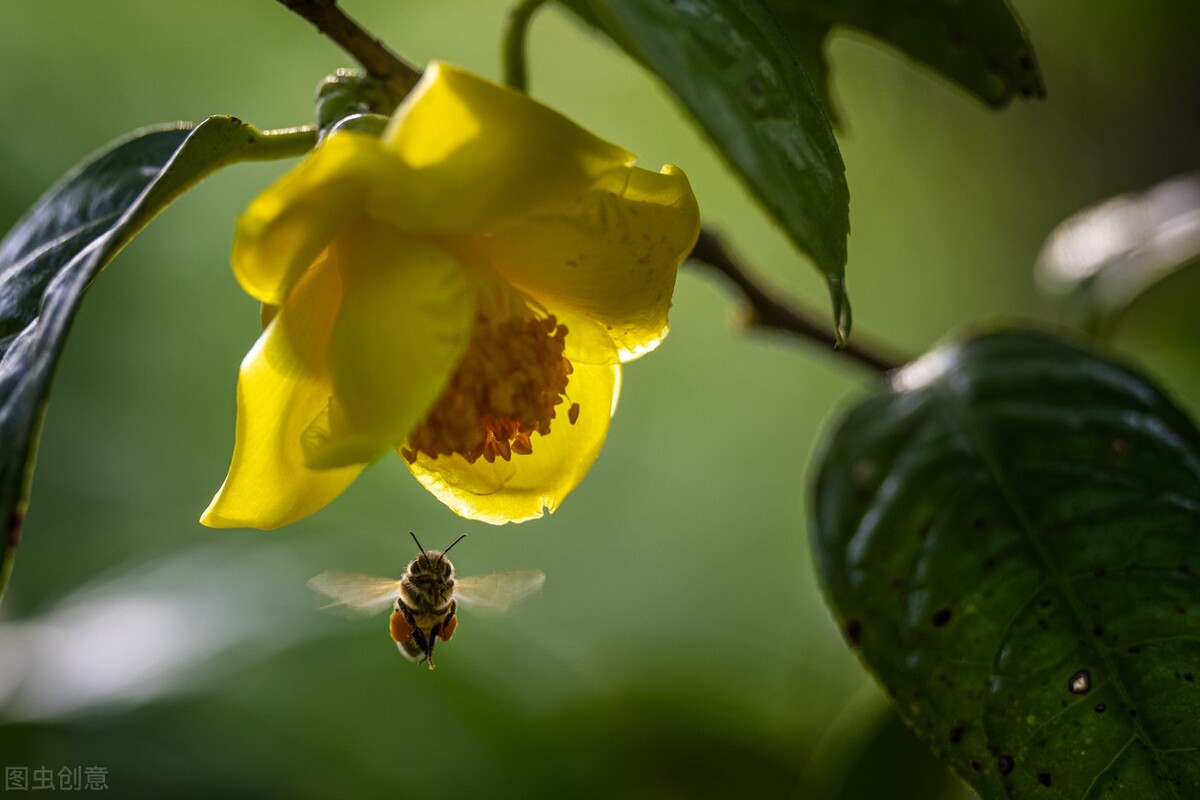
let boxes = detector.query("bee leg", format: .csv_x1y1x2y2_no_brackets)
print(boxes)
425,636,437,670
406,627,435,669
441,605,458,643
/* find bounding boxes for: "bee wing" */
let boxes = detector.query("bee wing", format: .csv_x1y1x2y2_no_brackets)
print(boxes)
454,569,546,615
307,570,405,617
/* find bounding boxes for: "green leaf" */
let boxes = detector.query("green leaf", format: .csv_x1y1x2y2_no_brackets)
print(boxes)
1035,171,1200,341
559,0,851,343
811,330,1200,798
764,0,1045,114
0,117,316,601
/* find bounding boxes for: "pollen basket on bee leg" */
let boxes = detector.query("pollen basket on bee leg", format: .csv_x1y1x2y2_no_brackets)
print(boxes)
390,608,414,643
403,309,574,464
440,613,458,642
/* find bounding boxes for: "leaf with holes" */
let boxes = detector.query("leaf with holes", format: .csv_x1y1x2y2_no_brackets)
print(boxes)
811,330,1200,798
0,117,314,600
560,0,851,343
763,0,1044,119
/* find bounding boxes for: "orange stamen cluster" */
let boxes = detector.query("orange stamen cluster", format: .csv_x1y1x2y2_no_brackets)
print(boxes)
402,313,578,464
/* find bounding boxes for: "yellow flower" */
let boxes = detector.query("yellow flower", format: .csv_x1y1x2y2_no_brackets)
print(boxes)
200,62,700,529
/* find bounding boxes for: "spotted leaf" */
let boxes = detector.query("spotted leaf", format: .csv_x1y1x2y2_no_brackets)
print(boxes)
811,330,1200,798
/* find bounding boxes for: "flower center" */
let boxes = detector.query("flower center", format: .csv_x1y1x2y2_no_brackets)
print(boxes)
402,312,579,464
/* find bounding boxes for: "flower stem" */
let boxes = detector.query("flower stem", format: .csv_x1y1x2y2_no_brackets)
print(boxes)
503,0,552,92
273,0,421,101
250,126,320,160
688,229,906,373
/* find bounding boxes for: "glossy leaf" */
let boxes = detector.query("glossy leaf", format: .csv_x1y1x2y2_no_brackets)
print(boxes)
560,0,851,343
812,330,1200,798
1036,171,1200,340
764,0,1044,116
0,118,315,600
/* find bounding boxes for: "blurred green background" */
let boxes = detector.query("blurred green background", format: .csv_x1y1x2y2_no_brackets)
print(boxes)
1,2,1197,797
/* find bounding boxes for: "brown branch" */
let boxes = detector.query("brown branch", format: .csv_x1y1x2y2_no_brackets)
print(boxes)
271,3,902,374
688,228,905,374
274,0,421,100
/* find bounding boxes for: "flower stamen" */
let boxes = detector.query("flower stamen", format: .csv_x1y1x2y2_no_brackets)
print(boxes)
403,312,575,464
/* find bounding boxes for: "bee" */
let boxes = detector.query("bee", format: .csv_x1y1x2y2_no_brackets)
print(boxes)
308,532,545,669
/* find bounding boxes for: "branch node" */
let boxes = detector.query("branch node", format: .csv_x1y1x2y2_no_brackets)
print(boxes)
687,228,904,373
275,0,421,102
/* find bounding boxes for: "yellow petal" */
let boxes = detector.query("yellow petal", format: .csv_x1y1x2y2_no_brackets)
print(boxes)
202,257,364,529
549,307,621,367
233,133,401,305
476,164,700,362
309,221,475,468
404,362,621,523
370,61,635,235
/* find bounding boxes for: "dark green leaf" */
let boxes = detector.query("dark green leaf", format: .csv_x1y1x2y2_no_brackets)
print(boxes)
765,0,1044,114
560,0,851,343
811,330,1200,798
0,117,315,600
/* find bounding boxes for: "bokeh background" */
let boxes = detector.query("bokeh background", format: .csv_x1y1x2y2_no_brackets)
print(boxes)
1,2,1197,797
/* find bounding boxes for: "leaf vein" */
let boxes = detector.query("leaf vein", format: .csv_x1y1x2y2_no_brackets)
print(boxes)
932,379,1182,798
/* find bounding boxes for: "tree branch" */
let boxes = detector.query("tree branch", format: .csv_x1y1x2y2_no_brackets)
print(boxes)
688,228,905,373
270,3,903,374
274,0,420,100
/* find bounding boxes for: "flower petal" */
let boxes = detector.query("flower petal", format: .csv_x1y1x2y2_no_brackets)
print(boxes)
369,61,635,235
404,362,621,523
233,133,400,305
309,221,475,468
475,164,700,362
202,257,364,529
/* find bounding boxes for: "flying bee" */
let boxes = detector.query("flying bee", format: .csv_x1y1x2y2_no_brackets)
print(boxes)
308,532,545,669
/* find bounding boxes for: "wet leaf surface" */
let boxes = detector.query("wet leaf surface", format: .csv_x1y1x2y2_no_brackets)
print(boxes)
812,330,1200,798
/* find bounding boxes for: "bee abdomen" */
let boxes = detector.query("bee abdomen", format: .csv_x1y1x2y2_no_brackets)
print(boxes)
396,635,425,662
